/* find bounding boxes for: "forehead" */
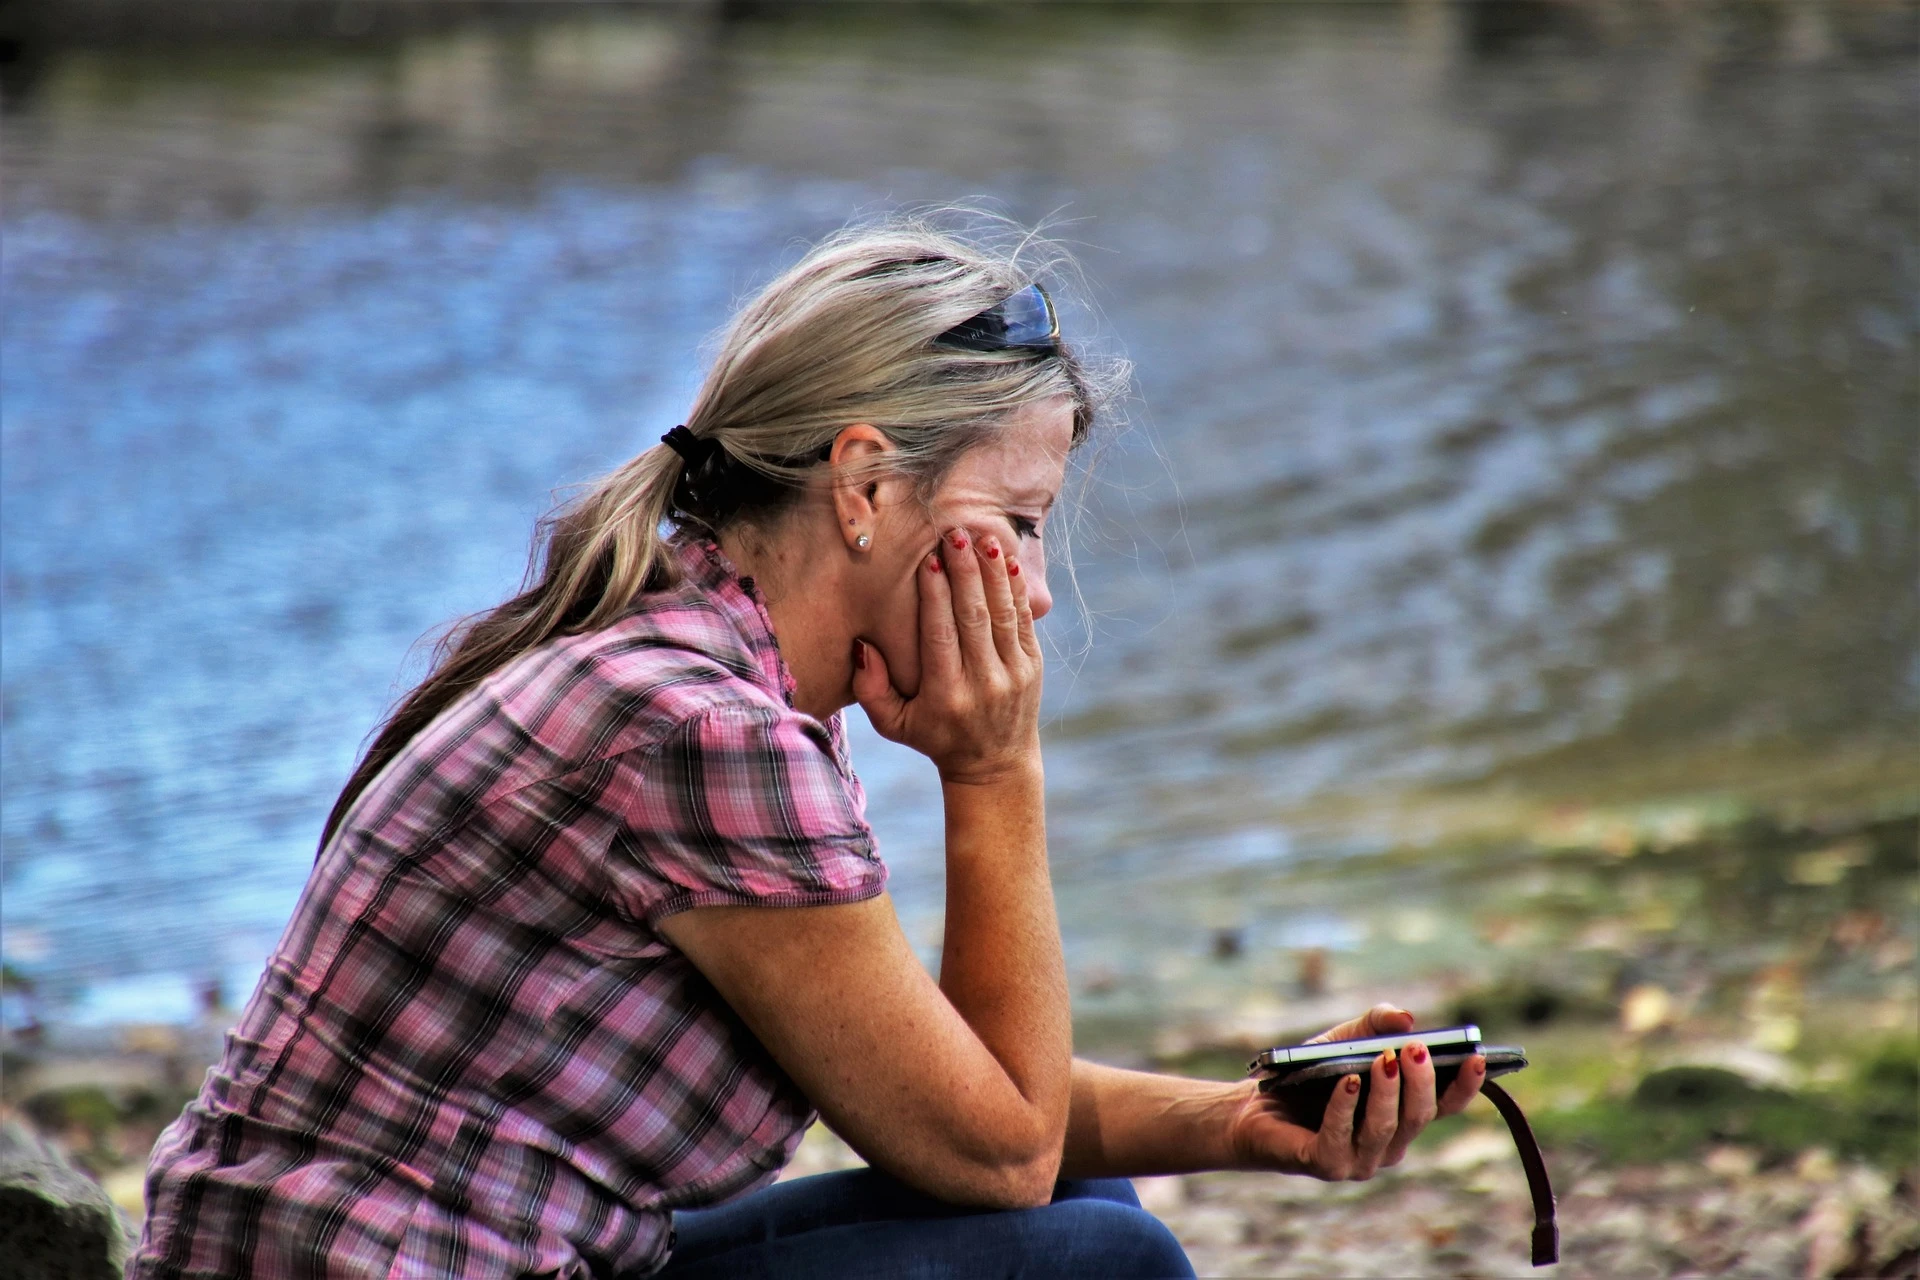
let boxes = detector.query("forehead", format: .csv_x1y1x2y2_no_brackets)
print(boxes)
937,399,1075,505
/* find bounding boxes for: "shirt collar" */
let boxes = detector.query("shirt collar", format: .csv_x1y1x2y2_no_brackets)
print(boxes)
671,536,799,708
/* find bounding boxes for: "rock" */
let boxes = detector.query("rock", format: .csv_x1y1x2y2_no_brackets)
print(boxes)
1657,1044,1803,1091
1620,983,1674,1034
101,1165,149,1224
1631,1065,1784,1109
1149,1142,1920,1276
0,1118,133,1280
1795,1147,1839,1183
1801,1191,1859,1279
1702,1144,1759,1178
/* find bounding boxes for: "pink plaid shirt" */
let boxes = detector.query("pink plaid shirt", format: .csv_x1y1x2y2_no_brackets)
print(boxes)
134,539,887,1279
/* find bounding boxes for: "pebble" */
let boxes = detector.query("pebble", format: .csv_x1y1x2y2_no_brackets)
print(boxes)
1142,1150,1920,1278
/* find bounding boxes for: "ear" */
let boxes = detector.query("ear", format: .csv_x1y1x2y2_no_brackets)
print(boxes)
828,424,904,553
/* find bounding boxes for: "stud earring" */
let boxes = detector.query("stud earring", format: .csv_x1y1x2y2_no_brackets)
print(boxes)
855,534,872,550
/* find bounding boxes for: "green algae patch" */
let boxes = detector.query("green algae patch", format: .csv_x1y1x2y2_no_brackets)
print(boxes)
1529,1039,1919,1169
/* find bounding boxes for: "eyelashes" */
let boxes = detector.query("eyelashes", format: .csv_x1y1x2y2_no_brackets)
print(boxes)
1009,514,1042,542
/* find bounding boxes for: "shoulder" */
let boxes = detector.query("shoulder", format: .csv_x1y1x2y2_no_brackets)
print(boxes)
482,595,788,769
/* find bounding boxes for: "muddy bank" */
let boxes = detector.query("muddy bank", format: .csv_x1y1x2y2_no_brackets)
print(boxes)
10,1068,1915,1277
5,807,1914,1267
782,1118,1920,1278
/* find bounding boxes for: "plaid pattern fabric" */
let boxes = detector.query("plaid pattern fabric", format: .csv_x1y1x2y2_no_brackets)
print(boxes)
133,539,886,1279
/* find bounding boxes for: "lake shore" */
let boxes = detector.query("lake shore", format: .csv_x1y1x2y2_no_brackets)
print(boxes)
6,808,1915,1273
780,1121,1920,1279
14,1046,1910,1278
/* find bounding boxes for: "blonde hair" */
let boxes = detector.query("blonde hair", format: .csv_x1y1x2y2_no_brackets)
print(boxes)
322,212,1122,845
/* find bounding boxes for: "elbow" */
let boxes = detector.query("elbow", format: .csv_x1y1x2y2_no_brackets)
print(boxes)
1003,1152,1064,1210
958,1155,1059,1211
880,1093,1069,1210
962,1128,1065,1211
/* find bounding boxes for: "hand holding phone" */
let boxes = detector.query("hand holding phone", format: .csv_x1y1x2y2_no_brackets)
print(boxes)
1250,1023,1527,1130
1222,1007,1483,1186
1244,1020,1557,1266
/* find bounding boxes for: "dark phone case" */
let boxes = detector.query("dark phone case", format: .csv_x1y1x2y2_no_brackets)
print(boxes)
1255,1046,1528,1129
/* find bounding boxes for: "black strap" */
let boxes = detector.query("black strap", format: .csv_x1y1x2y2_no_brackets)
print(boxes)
1481,1079,1559,1266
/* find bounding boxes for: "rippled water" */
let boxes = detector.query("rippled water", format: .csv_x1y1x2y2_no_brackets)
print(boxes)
4,2,1915,1023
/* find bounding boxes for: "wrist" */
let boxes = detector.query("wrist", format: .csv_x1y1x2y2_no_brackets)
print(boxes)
937,746,1044,791
1218,1079,1265,1171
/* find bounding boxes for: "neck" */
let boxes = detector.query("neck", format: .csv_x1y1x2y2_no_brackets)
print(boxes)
717,523,852,721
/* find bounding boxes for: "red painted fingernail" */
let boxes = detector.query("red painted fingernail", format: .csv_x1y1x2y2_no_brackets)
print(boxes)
927,555,942,574
1383,1053,1398,1080
1008,562,1021,577
1346,1075,1361,1094
852,640,867,670
949,531,968,550
984,539,1001,559
1411,1044,1427,1064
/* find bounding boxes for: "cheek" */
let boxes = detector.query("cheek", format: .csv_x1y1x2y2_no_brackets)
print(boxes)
875,556,929,695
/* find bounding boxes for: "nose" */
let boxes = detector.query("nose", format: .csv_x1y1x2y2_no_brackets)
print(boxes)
1025,560,1053,621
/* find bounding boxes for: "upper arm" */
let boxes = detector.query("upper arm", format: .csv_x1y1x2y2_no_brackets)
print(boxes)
600,703,1058,1206
657,896,1061,1207
600,704,884,923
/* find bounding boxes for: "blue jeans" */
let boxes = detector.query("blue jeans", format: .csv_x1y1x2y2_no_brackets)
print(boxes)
647,1168,1196,1279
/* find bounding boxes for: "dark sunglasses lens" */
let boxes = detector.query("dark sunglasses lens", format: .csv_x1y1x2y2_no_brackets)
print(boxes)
998,285,1057,345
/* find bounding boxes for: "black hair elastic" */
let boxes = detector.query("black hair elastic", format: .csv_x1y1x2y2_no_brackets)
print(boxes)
660,425,718,466
660,424,825,526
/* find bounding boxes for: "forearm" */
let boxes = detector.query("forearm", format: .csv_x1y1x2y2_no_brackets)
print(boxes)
1061,1058,1252,1178
936,760,1072,1145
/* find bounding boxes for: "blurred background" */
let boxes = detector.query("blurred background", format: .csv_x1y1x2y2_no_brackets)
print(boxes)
3,1,1916,1273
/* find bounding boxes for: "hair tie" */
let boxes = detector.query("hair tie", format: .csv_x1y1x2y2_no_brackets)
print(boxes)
661,425,732,523
661,425,706,462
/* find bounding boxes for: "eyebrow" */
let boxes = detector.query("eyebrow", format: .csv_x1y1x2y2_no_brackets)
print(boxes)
1007,486,1058,512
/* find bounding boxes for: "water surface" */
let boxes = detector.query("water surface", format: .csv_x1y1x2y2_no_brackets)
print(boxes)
4,1,1915,1024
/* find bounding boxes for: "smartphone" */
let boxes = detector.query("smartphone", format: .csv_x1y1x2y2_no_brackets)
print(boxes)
1250,1024,1484,1072
1248,1024,1528,1130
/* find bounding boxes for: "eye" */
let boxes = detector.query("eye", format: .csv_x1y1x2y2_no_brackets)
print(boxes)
1008,514,1042,542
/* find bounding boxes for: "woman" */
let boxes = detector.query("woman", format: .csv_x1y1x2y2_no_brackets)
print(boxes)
134,219,1483,1279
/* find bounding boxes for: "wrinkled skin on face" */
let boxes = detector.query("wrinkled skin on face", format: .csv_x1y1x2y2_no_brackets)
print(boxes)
850,399,1070,701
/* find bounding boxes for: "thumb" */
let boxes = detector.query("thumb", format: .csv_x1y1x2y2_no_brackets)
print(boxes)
851,641,909,739
1365,1002,1415,1036
1306,1004,1412,1046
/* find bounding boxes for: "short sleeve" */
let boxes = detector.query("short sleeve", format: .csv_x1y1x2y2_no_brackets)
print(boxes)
605,705,886,927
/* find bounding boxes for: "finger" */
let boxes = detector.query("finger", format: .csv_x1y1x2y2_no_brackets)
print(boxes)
1381,1040,1438,1168
1306,1003,1414,1045
1007,554,1042,663
850,640,908,739
1365,1004,1416,1037
915,549,962,689
975,533,1022,667
1314,1073,1362,1181
1436,1053,1486,1118
940,528,995,673
1351,1051,1401,1180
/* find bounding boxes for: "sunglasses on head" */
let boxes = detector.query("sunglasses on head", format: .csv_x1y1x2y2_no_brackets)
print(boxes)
685,279,1062,476
934,282,1060,355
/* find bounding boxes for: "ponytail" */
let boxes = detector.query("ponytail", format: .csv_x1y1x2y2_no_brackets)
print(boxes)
320,211,1122,850
318,446,681,847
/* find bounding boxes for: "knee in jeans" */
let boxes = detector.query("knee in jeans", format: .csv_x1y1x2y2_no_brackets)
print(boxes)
1050,1200,1194,1277
1051,1176,1141,1209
